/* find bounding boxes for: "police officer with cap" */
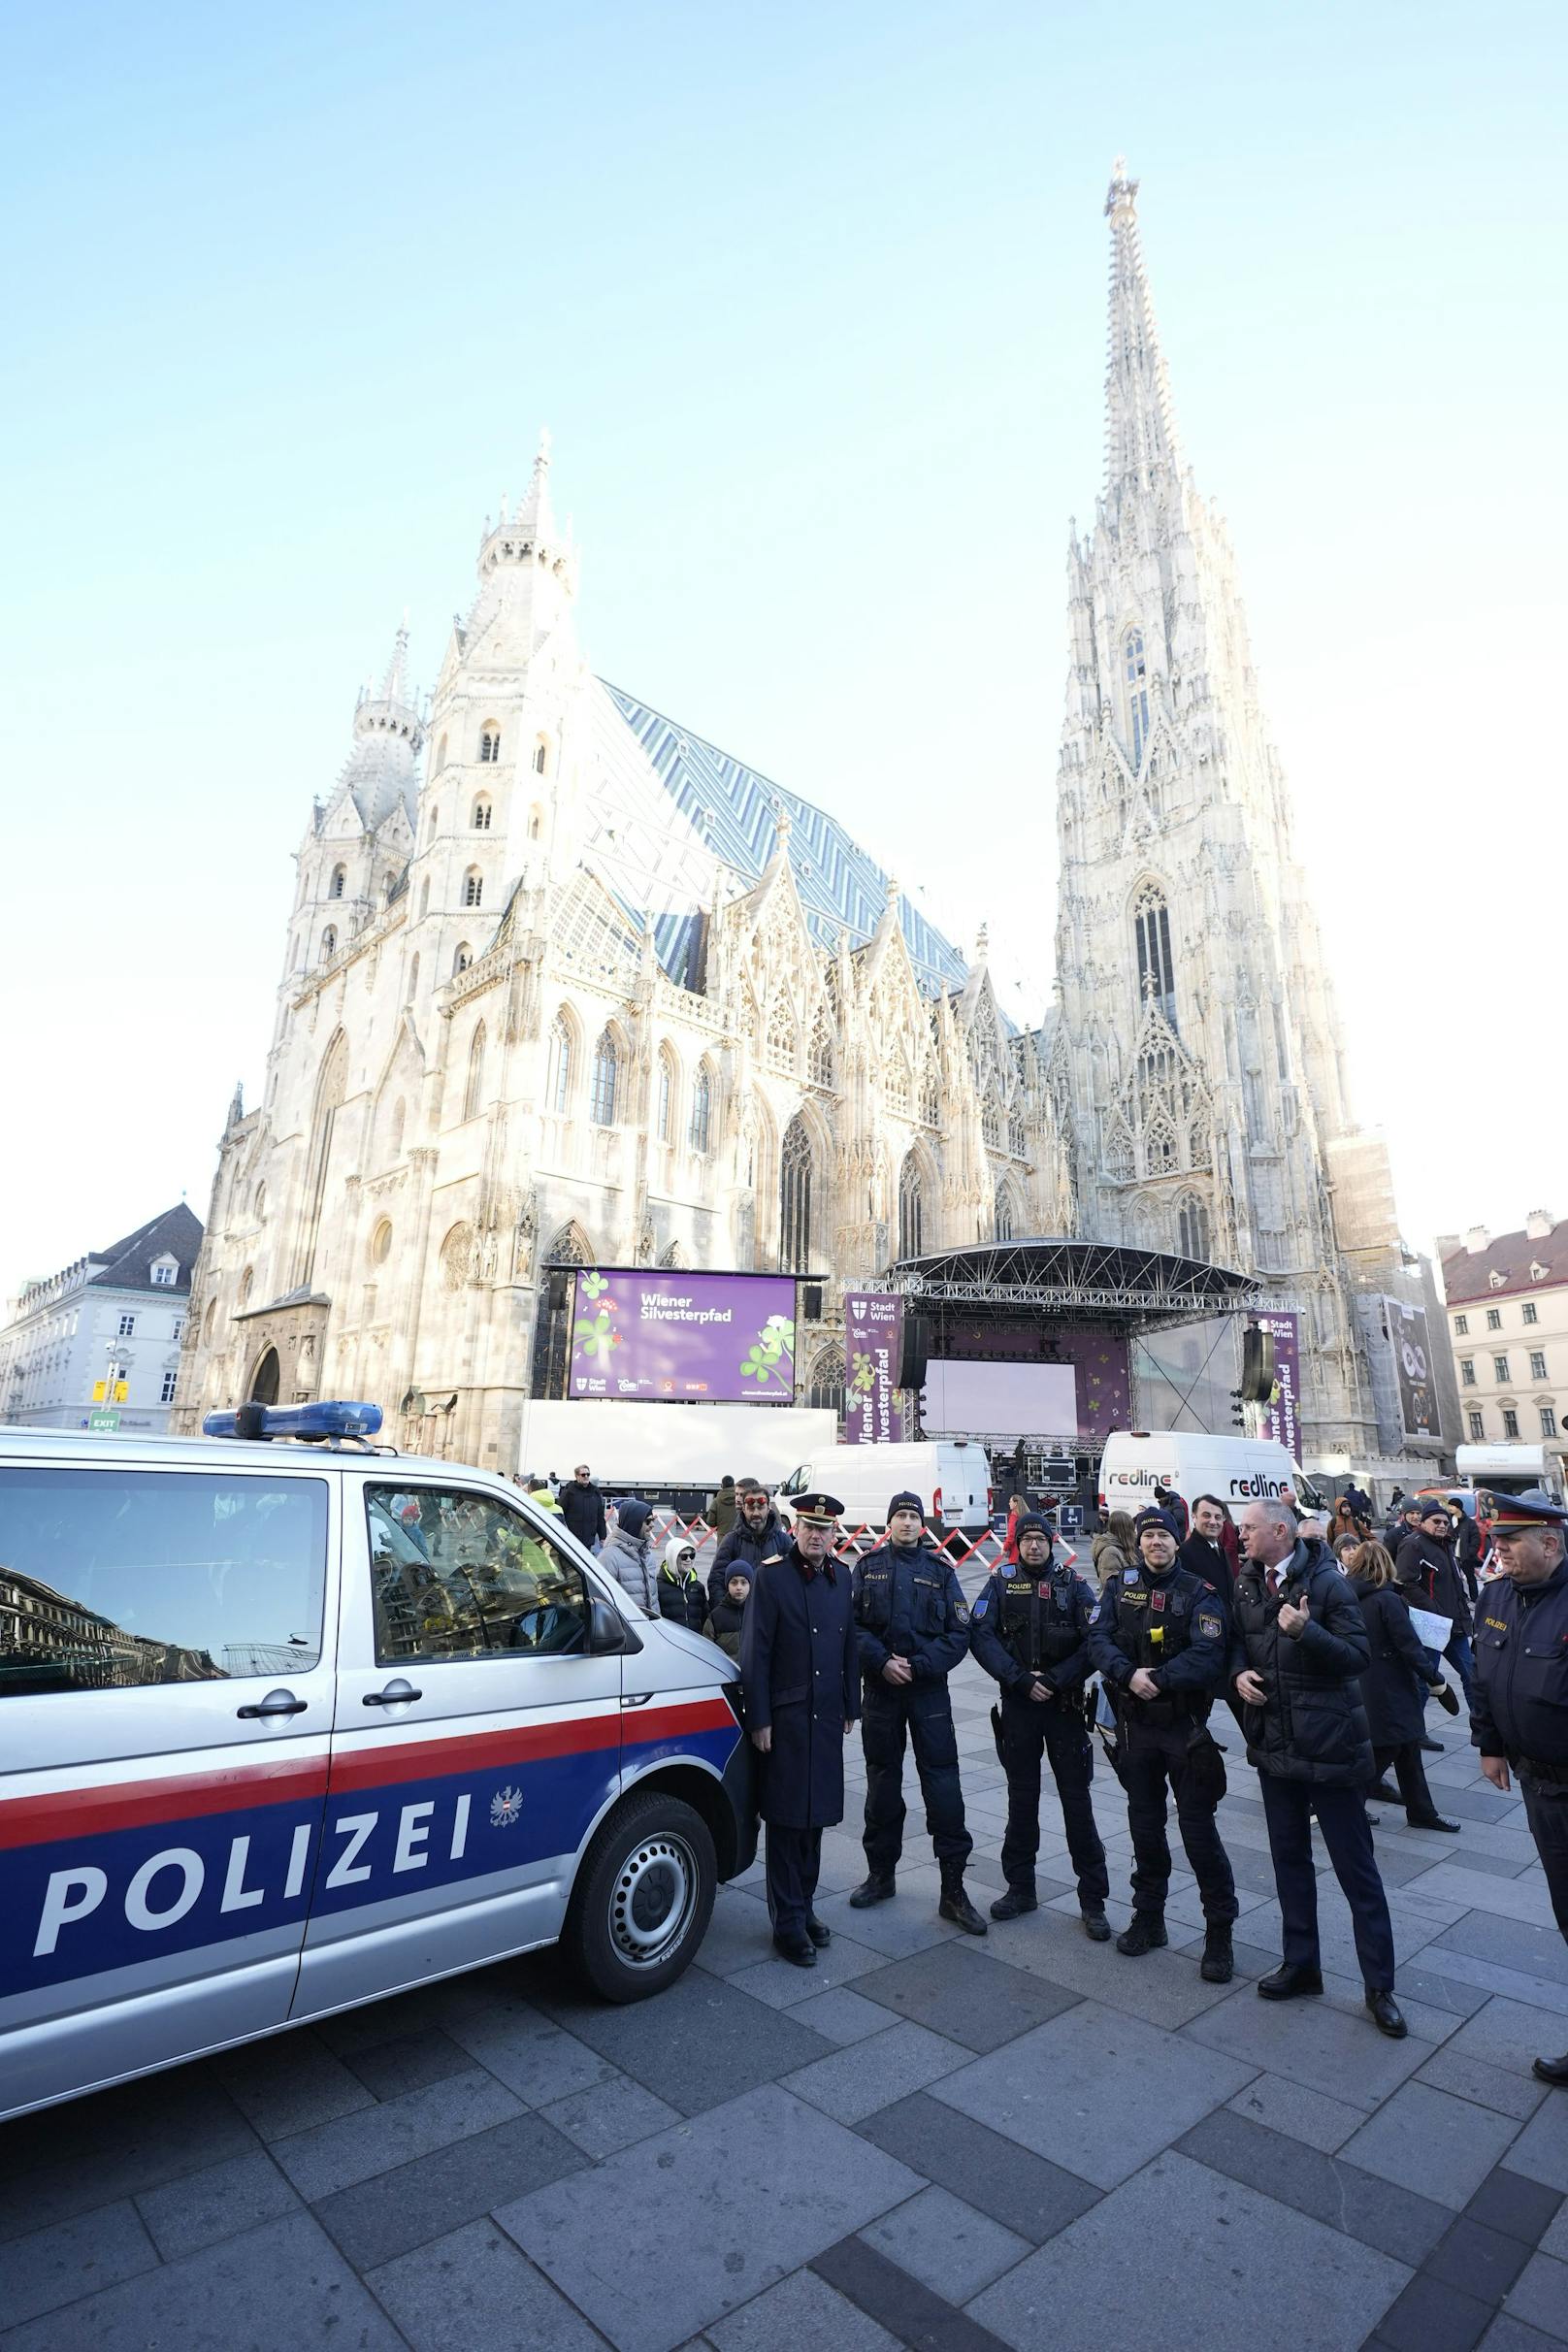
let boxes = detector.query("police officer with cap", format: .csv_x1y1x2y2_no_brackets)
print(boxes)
847,1491,987,1933
1090,1507,1238,1980
970,1511,1111,1936
739,1491,860,1968
1471,1488,1568,2085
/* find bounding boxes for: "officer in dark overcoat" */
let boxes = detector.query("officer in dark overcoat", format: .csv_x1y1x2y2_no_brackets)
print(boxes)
1471,1488,1568,2086
739,1492,860,1968
846,1489,986,1934
970,1512,1111,1935
1090,1508,1237,1980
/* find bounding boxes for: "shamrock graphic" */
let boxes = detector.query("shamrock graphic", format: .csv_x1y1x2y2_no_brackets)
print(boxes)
576,1309,618,1364
579,1272,608,1301
740,1313,796,1390
850,1350,876,1396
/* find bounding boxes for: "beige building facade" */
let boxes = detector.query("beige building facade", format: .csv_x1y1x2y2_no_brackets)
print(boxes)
1439,1214,1566,1452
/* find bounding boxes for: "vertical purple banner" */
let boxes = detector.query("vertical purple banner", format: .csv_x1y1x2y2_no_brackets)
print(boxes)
1258,1310,1301,1461
845,1292,903,1445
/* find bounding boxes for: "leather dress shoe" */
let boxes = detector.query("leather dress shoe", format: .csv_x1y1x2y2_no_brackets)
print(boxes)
1531,2050,1568,2086
991,1887,1038,1921
1081,1908,1113,1943
1368,1780,1403,1805
1419,1738,1444,1754
805,1914,832,1948
1257,1962,1324,2001
1366,1989,1408,2039
848,1875,895,1909
1406,1812,1461,1833
773,1932,817,1969
1432,1682,1462,1716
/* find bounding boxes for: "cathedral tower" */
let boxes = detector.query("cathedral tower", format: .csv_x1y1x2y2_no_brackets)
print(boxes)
1054,161,1383,1456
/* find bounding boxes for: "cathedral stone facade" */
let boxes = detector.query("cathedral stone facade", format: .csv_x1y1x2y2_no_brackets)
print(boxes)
176,166,1409,1475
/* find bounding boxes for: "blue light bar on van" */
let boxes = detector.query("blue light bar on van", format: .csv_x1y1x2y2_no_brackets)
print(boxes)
203,1400,383,1442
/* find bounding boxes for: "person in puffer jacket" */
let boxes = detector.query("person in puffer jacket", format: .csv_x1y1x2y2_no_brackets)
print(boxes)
658,1533,708,1632
704,1566,752,1661
600,1498,658,1612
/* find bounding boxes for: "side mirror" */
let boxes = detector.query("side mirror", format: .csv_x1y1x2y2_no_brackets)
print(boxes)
588,1595,637,1654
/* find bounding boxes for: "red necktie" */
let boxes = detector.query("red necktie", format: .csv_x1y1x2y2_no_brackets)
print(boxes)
1268,1569,1282,1597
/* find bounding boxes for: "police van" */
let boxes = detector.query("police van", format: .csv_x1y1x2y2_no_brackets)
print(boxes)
0,1403,756,2122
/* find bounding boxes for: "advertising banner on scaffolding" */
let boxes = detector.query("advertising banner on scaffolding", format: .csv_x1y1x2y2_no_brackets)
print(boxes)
570,1268,797,1402
845,1291,903,1445
1258,1309,1302,1462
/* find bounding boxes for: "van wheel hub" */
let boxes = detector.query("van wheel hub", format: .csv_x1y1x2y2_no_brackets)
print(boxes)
609,1833,698,1965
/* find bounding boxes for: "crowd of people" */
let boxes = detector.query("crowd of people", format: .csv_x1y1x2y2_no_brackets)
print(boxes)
511,1452,1568,2088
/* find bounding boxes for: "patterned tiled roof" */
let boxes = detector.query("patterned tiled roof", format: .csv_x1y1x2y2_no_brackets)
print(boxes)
603,684,969,997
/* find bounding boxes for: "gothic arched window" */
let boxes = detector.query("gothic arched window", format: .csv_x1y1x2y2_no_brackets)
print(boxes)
527,805,542,840
1008,1104,1027,1158
534,741,548,774
472,799,492,831
548,1013,573,1114
1177,1196,1211,1260
919,1064,940,1127
590,1030,619,1126
329,865,346,898
765,995,796,1070
689,1064,712,1155
898,1152,925,1261
982,1097,1001,1148
655,1045,676,1143
452,942,472,976
780,1115,814,1272
1124,628,1150,770
479,726,501,765
804,1344,846,1419
320,926,337,961
463,868,483,908
1133,883,1177,1030
464,1023,487,1122
994,1182,1015,1243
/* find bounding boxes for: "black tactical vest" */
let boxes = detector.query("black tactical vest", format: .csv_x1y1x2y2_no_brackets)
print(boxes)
1000,1568,1079,1672
1113,1569,1196,1672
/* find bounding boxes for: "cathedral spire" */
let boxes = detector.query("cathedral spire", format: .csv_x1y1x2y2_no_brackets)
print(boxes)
1102,157,1183,495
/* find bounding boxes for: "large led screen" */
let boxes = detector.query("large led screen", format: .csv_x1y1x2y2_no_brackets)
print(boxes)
571,1269,798,1402
921,1359,1079,1437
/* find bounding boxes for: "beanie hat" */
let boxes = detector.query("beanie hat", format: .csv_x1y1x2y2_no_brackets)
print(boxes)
888,1490,925,1522
1134,1507,1172,1536
615,1497,654,1538
1015,1512,1052,1541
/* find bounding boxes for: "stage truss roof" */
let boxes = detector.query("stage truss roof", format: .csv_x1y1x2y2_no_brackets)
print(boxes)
888,1237,1263,1323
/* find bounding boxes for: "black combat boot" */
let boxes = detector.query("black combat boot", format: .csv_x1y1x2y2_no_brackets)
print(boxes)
1200,1924,1234,1983
1116,1913,1167,1957
1080,1908,1112,1943
938,1874,988,1936
990,1886,1038,1921
848,1875,896,1909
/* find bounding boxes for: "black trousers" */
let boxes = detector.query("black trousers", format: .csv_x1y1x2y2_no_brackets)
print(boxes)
1519,1776,1568,1943
998,1690,1109,1909
1122,1715,1238,1925
862,1677,972,1879
1372,1742,1438,1822
1259,1773,1396,1993
764,1823,823,1941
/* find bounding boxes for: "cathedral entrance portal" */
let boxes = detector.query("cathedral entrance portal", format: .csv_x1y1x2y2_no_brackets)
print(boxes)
247,1347,280,1406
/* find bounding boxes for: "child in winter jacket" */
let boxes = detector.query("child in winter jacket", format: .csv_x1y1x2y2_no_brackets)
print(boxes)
702,1566,752,1660
657,1534,708,1632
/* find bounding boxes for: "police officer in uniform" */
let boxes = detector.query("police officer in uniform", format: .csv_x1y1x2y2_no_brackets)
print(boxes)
1471,1489,1568,2086
847,1491,987,1933
739,1492,861,1968
970,1511,1111,1936
1090,1508,1237,1979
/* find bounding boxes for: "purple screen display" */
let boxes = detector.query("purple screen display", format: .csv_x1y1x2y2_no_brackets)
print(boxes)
571,1269,798,1403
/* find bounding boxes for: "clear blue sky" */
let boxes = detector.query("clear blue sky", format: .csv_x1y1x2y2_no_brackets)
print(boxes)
4,0,1563,1291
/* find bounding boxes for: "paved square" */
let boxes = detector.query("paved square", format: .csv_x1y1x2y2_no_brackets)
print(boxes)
1,1655,1563,2352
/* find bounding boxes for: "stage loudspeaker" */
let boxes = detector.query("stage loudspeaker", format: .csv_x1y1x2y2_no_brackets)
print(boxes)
801,1282,824,1321
897,1313,932,1390
547,1270,570,1314
1240,1323,1277,1403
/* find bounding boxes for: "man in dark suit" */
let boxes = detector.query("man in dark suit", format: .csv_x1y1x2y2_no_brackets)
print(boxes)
739,1492,861,1968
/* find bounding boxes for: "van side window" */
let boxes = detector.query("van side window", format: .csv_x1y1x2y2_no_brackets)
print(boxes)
0,1468,329,1695
366,1487,589,1665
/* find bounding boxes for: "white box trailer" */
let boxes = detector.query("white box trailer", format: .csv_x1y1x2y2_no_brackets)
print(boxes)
515,1400,839,1499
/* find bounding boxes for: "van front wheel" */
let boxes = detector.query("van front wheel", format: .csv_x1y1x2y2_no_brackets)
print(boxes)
564,1790,716,2002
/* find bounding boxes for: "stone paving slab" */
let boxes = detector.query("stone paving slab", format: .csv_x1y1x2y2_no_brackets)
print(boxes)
493,2084,924,2352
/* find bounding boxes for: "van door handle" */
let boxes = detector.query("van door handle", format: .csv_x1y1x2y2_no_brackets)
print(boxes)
621,1692,653,1709
237,1692,308,1719
363,1682,423,1707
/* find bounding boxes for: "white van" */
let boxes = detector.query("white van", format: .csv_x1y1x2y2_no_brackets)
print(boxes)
1097,1429,1323,1523
0,1401,755,2123
775,1441,991,1551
